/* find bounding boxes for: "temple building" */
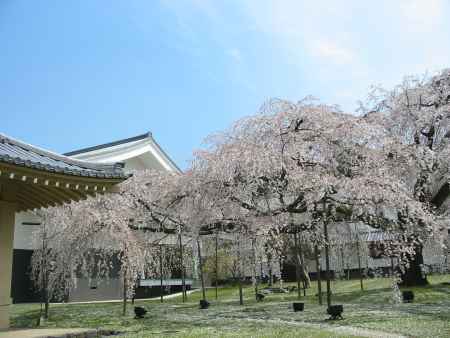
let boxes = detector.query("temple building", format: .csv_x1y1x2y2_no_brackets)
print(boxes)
0,133,127,328
11,132,184,303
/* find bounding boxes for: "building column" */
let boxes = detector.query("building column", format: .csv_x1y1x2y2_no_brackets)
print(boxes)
0,201,16,329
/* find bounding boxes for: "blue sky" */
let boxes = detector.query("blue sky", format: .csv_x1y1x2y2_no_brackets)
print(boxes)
1,0,450,169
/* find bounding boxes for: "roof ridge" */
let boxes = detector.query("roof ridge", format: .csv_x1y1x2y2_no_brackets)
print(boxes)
64,132,152,156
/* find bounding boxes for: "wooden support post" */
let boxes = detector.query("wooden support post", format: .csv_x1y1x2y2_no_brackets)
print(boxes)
293,230,302,299
160,244,164,303
215,230,219,300
178,232,186,302
356,237,364,291
237,234,243,305
197,238,206,302
314,245,323,305
122,269,127,316
323,200,332,308
252,236,259,300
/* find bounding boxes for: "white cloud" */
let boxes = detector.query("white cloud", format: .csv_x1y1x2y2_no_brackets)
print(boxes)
227,48,242,63
399,0,444,32
159,0,450,111
310,40,354,65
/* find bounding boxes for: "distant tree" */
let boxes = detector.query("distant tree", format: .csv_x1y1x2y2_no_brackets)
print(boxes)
359,69,450,286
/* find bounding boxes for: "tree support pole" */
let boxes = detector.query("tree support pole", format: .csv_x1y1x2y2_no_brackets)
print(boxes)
293,231,302,299
252,237,259,300
178,232,186,302
237,235,243,305
160,244,164,303
197,238,206,302
122,269,127,316
323,201,332,308
215,230,219,300
314,245,323,305
356,238,364,291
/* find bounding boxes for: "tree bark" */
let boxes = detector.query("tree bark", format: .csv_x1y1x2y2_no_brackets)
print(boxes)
298,242,311,292
399,244,429,287
238,278,244,305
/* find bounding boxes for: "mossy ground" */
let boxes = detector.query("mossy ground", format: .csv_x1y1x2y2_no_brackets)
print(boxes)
11,274,450,337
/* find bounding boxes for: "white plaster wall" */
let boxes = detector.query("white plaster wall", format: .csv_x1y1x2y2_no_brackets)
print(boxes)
13,212,41,250
69,278,123,302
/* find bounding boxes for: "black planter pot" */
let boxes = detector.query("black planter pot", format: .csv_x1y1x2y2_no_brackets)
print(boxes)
134,306,147,319
402,290,414,303
327,305,343,320
199,300,210,309
293,302,304,312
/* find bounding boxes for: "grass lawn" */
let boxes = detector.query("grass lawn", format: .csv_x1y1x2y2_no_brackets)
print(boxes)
11,274,450,337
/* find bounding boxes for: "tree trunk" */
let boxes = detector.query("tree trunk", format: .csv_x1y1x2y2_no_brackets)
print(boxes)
197,238,207,302
238,278,244,305
298,242,310,293
178,232,187,302
399,244,429,287
40,225,49,322
293,231,302,299
268,261,273,287
131,280,136,305
237,235,243,305
279,257,283,289
44,283,49,320
260,261,263,281
252,237,259,300
215,230,219,300
356,239,364,291
160,244,164,303
42,259,49,320
314,245,323,305
122,272,127,316
323,216,332,308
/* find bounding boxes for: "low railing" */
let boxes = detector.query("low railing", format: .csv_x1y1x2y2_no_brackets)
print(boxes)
139,279,194,287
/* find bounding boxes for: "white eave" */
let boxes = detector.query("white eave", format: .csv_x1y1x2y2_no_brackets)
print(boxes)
64,132,181,174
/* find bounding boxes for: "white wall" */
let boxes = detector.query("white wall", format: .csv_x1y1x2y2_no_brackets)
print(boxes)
13,212,41,250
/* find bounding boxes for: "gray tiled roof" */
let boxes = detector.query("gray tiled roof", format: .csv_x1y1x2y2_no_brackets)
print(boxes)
0,133,127,179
